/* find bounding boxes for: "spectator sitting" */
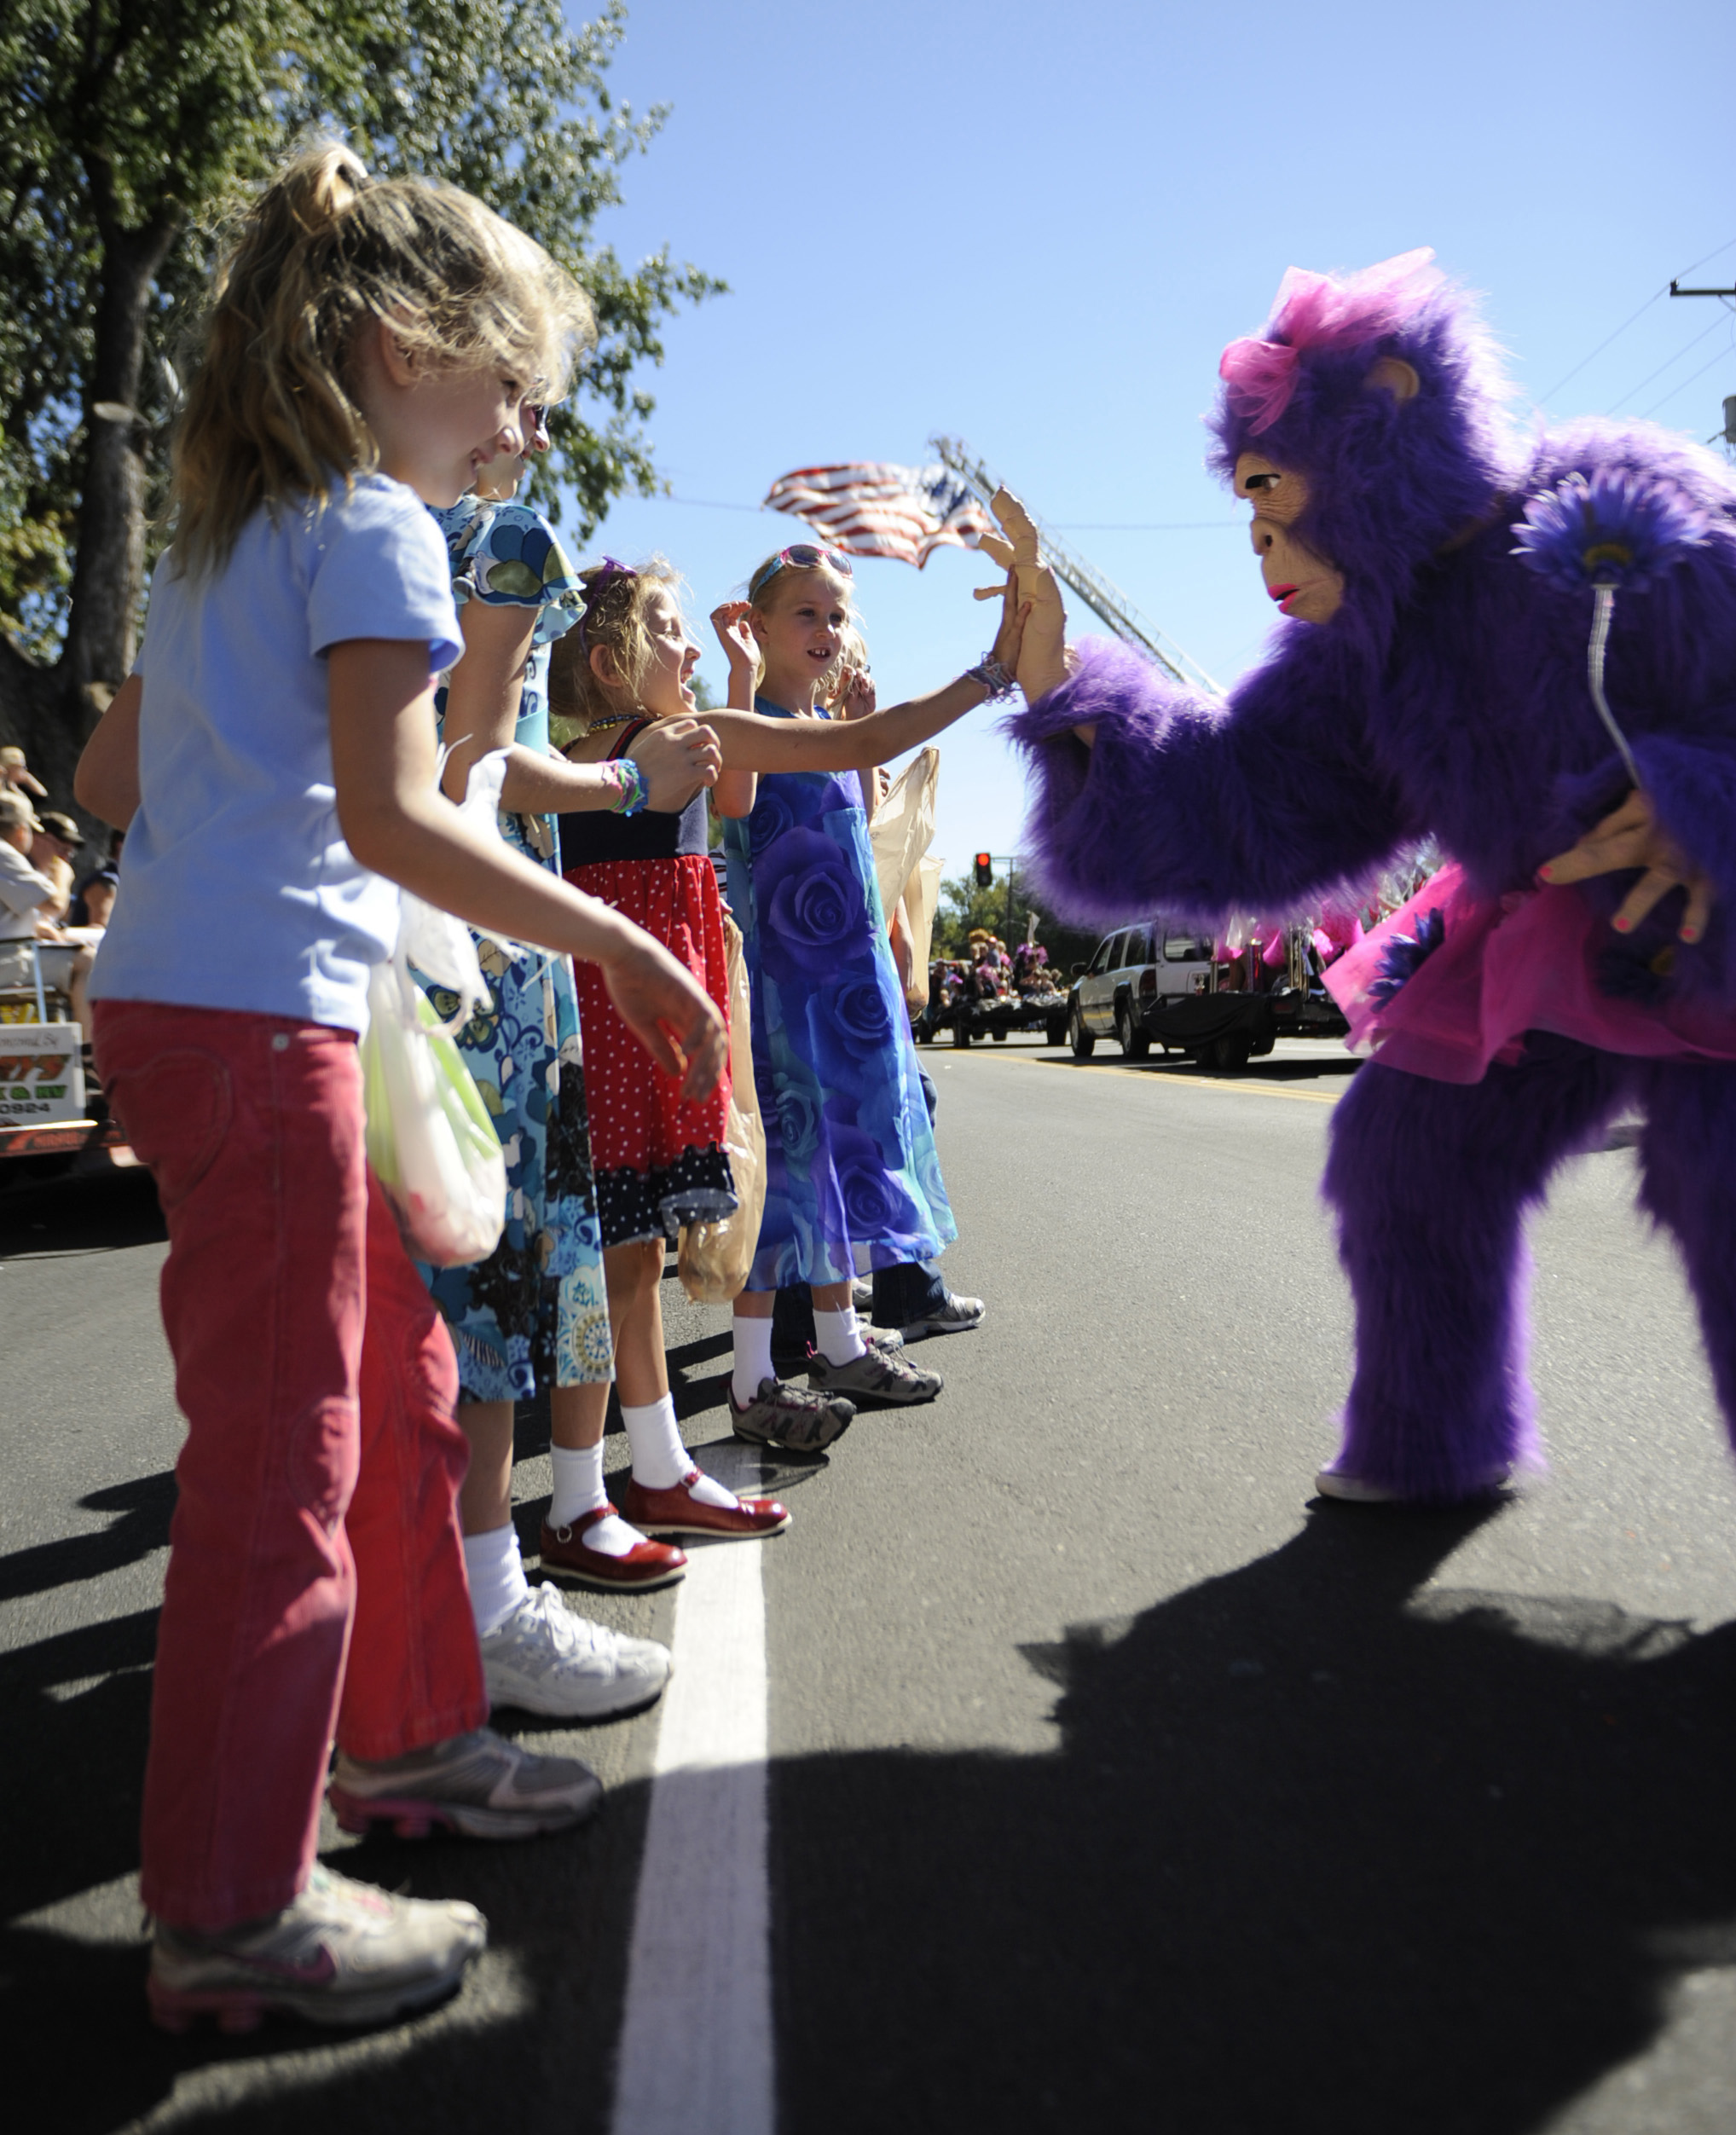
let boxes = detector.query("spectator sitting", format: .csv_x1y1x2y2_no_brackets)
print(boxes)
32,810,84,917
0,791,98,1027
69,831,122,929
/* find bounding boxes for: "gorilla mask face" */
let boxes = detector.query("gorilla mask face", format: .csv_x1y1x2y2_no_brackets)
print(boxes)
1235,454,1345,625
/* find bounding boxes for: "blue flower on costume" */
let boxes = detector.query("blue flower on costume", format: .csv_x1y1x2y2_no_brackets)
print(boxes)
1511,469,1710,594
1368,905,1446,1009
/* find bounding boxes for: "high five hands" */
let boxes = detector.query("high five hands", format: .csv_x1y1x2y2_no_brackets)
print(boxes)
974,488,1068,706
1538,787,1716,943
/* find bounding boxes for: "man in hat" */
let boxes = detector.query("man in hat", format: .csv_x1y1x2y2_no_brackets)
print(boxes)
0,790,96,1025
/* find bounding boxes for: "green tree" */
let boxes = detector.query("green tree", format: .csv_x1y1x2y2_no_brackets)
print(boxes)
0,0,720,809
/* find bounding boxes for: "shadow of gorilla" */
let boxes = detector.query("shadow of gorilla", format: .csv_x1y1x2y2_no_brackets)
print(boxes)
771,1505,1736,2135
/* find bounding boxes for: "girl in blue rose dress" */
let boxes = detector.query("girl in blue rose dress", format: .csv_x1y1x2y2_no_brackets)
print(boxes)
714,547,978,1431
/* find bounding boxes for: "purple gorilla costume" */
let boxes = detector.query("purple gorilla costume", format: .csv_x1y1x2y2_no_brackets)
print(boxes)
1010,252,1736,1503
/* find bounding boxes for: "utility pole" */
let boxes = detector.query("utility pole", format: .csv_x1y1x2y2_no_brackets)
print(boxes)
929,435,1222,697
1668,281,1736,454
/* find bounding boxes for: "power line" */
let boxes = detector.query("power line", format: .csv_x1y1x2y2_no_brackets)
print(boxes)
1639,327,1736,421
1533,234,1736,405
1606,309,1731,414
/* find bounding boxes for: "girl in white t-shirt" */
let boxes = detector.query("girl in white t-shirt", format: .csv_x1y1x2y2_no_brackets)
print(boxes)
76,142,725,2036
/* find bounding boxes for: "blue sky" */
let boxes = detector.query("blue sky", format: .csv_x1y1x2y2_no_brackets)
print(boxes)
567,0,1736,877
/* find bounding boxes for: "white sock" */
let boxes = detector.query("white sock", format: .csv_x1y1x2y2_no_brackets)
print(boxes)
814,1305,867,1367
732,1316,776,1408
547,1442,642,1557
622,1394,692,1489
463,1524,529,1638
623,1392,740,1511
549,1441,609,1529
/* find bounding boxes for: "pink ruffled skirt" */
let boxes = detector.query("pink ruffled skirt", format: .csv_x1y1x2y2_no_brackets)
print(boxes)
1324,862,1736,1085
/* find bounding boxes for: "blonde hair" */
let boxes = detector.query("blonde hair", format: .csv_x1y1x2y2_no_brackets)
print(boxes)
820,621,871,709
548,557,684,737
171,142,594,575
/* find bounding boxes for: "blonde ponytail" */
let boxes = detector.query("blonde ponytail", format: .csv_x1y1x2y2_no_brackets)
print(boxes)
171,142,593,575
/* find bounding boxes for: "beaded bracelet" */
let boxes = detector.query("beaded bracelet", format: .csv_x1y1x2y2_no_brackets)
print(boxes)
965,652,1017,699
604,756,649,817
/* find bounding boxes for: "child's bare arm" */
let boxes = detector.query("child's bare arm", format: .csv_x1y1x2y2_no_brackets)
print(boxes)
329,638,725,1097
73,673,142,829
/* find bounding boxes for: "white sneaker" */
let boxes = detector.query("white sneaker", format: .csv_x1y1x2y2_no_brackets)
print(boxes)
148,1863,485,2033
899,1293,985,1340
480,1584,671,1720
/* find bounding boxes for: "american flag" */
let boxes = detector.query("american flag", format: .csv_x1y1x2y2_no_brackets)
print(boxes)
761,461,993,569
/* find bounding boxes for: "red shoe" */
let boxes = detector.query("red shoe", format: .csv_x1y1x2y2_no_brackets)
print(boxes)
539,1508,687,1591
620,1471,791,1542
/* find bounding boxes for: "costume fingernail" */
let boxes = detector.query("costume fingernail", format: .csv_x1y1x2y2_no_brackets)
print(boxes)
1612,916,1631,932
1536,865,1554,882
1681,925,1700,942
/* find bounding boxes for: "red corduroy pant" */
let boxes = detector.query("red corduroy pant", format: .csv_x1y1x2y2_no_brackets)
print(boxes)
94,1000,487,1931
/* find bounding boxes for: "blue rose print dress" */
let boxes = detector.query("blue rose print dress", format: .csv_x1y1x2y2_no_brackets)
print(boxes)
722,698,956,1292
412,497,614,1400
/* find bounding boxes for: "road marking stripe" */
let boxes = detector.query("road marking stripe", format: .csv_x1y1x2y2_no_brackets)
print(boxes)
610,1541,773,2135
955,1050,1347,1104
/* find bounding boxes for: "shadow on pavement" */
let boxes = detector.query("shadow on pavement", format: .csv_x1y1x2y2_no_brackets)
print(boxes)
0,1164,166,1254
773,1506,1736,2135
11,1501,1736,2131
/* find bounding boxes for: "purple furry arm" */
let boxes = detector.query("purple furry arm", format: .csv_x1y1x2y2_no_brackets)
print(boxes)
1006,636,1415,929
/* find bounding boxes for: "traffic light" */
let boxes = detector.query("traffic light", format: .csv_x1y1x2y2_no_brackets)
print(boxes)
974,851,992,888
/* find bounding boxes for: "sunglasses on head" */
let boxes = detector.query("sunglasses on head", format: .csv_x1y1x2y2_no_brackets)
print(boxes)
755,542,854,592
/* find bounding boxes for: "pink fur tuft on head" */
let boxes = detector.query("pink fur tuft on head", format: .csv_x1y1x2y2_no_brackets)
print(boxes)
1218,248,1443,433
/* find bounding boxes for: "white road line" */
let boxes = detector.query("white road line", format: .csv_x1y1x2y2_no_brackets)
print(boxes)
610,1536,773,2135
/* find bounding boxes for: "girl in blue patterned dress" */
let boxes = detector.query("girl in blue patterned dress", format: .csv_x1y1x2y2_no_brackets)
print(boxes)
710,547,1027,1438
416,406,723,1716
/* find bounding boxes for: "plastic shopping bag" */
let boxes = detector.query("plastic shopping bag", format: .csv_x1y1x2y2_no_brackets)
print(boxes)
362,957,506,1268
677,918,767,1305
868,744,940,924
360,749,511,1266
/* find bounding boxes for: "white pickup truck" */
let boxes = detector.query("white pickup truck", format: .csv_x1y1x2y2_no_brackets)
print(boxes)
1065,921,1350,1070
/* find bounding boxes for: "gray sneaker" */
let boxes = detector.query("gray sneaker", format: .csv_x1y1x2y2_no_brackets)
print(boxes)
899,1293,985,1340
807,1344,943,1406
481,1584,671,1721
329,1727,602,1841
148,1863,485,2034
729,1375,854,1452
850,1277,874,1313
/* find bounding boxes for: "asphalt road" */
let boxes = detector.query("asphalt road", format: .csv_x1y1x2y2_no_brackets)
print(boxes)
6,1033,1736,2133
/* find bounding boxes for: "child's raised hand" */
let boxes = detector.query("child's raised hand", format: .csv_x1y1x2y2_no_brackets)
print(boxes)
838,668,877,720
974,488,1067,701
710,600,758,675
627,716,721,812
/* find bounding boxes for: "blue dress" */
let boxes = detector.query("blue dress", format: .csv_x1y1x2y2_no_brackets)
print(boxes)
722,698,956,1291
413,497,613,1399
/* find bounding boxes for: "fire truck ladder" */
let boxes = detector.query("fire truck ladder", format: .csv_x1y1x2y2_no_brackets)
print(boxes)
929,434,1221,698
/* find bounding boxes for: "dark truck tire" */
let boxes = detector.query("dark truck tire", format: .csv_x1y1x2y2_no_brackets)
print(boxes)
1069,1004,1096,1060
1210,1031,1253,1071
1115,999,1150,1061
1046,1013,1068,1047
952,1016,972,1048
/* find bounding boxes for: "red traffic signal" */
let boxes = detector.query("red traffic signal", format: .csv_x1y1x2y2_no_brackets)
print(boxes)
974,851,992,888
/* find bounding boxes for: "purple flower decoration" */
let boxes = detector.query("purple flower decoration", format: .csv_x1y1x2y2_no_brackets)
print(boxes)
1367,905,1446,1010
1511,469,1710,594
